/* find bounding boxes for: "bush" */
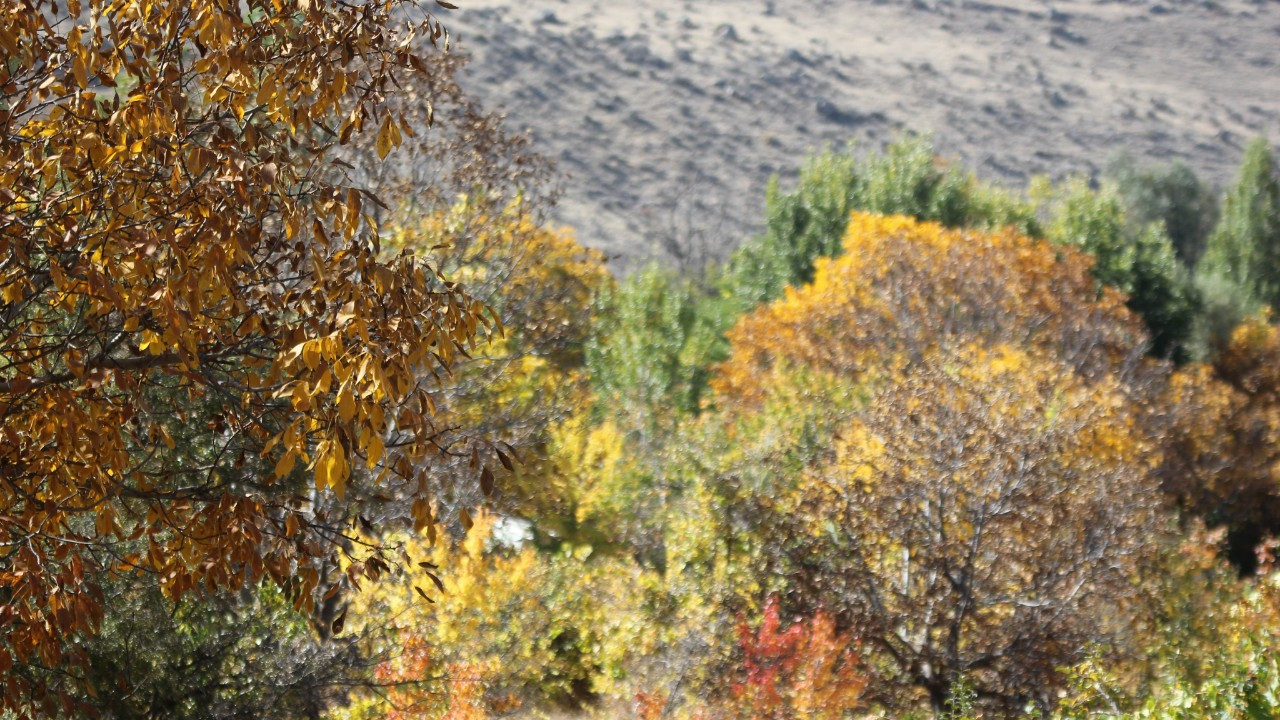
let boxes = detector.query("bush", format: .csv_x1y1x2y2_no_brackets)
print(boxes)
1106,154,1219,269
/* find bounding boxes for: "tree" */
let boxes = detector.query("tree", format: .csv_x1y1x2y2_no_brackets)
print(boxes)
1105,154,1219,269
707,213,1170,714
723,151,859,308
338,510,650,720
791,344,1165,712
1045,179,1200,361
0,0,499,712
77,578,369,720
722,139,1038,313
587,265,728,420
1162,315,1280,572
720,596,867,720
713,213,1150,410
1198,138,1280,309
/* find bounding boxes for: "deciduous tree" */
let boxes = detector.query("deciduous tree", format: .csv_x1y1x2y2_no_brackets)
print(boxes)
713,213,1150,409
0,0,500,711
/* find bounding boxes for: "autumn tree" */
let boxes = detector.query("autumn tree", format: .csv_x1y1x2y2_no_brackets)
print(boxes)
725,596,867,720
722,139,1038,313
708,214,1171,715
713,213,1151,409
794,345,1164,711
1161,315,1280,572
30,45,573,718
0,0,506,712
338,509,650,720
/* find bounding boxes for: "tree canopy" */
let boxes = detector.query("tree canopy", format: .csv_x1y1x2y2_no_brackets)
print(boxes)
0,0,501,712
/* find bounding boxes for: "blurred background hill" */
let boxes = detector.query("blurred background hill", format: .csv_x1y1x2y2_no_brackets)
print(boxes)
448,0,1280,267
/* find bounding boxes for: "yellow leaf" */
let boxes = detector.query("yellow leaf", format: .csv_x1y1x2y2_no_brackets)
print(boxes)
139,329,165,355
315,439,348,498
72,51,88,89
291,381,310,411
337,386,356,422
302,340,320,371
365,431,384,469
275,448,298,479
375,115,393,160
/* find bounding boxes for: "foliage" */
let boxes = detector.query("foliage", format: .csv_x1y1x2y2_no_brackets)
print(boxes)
726,345,1165,713
724,151,859,308
727,596,867,720
0,1,509,712
855,138,1037,234
381,200,611,524
1198,138,1280,311
1045,180,1199,361
587,265,729,420
76,578,364,720
704,213,1175,714
1189,271,1266,356
1055,546,1280,720
340,511,650,720
722,139,1039,312
1161,315,1280,572
1105,154,1219,269
714,212,1149,409
11,20,1280,714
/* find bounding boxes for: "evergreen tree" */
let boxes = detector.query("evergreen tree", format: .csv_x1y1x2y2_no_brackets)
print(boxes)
1199,138,1280,308
1048,181,1199,361
1106,154,1220,269
724,151,859,308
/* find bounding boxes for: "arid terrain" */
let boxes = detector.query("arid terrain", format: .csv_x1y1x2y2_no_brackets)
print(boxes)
447,0,1280,266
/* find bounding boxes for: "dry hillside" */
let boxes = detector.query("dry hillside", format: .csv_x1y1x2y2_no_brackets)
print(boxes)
446,0,1280,266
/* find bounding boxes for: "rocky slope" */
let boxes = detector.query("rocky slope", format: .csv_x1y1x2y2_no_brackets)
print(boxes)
445,0,1280,267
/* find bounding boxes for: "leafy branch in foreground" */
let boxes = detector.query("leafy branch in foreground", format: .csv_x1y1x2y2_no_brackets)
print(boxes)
0,0,504,713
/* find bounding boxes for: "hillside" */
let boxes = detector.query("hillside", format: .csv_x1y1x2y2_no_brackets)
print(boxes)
449,0,1280,267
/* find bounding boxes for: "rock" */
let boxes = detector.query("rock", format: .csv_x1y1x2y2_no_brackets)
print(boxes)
535,11,563,25
786,49,814,66
816,98,868,126
624,43,667,68
714,23,739,42
1050,26,1086,44
594,95,625,112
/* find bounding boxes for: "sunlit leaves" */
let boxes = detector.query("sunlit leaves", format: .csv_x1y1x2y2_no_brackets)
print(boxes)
713,212,1148,410
0,0,480,711
702,212,1172,712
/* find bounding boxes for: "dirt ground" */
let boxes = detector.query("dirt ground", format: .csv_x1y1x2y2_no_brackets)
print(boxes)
443,0,1280,268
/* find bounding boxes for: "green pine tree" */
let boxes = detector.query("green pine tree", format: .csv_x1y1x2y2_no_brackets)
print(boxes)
1199,137,1280,308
